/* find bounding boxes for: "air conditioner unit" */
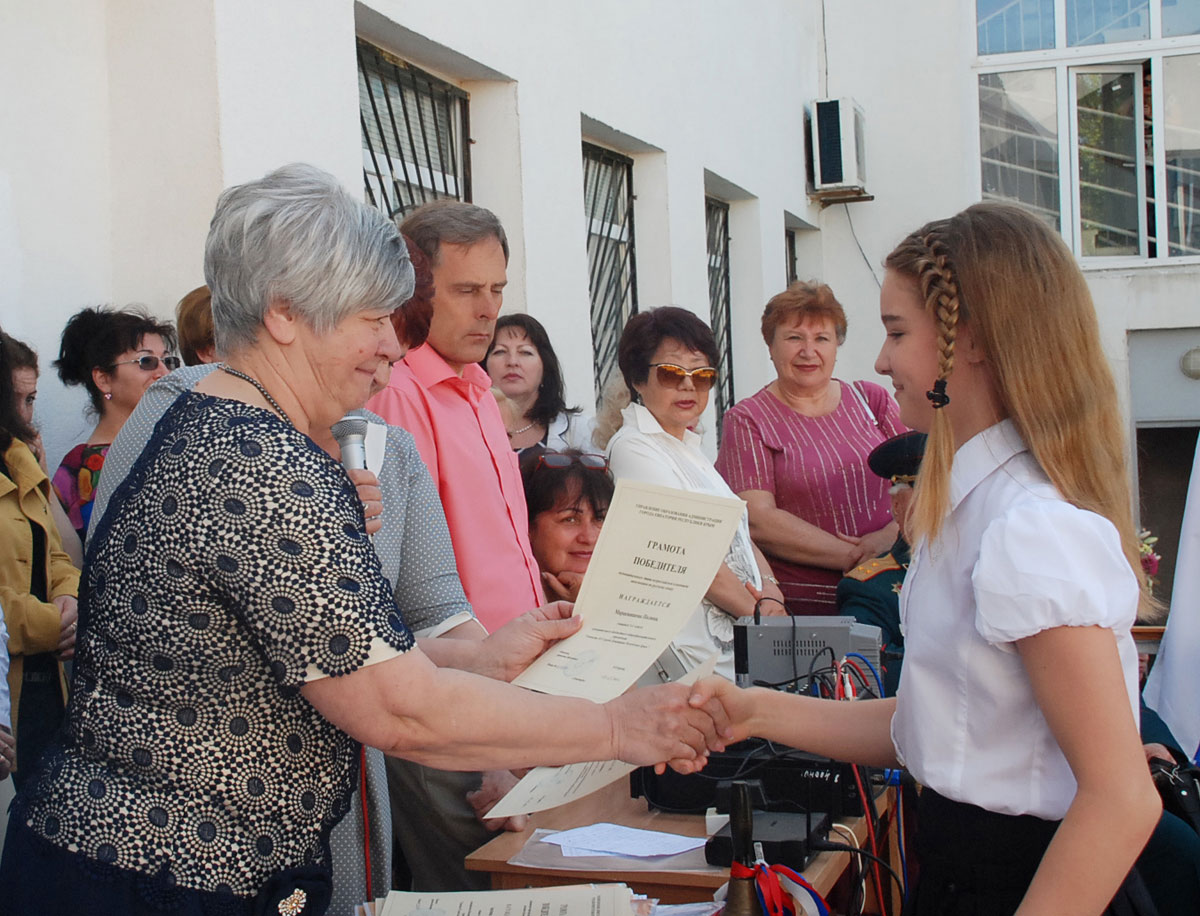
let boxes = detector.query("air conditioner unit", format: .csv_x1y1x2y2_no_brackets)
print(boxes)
809,98,867,193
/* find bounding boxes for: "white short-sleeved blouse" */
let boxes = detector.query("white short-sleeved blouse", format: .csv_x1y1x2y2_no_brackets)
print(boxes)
891,420,1140,820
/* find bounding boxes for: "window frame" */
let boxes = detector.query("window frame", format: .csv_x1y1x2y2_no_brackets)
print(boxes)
582,142,639,405
705,196,735,435
1069,63,1149,259
975,16,1200,266
357,39,472,219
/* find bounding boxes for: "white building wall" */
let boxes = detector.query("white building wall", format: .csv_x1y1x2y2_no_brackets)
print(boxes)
364,0,823,449
816,0,981,387
1,1,115,461
2,0,1193,473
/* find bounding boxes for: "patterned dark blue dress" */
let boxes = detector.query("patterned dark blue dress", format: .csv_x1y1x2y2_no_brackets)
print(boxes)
0,392,415,915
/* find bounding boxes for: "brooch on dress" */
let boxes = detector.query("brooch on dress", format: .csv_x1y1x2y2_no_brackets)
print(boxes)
278,888,307,915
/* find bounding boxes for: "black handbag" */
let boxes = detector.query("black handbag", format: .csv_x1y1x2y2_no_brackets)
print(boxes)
1149,755,1200,836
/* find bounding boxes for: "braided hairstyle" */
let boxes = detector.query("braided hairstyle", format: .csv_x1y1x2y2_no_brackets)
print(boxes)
885,202,1153,615
884,224,962,543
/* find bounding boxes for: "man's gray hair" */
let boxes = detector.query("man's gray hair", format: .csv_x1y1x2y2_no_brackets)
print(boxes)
400,199,509,266
204,163,414,353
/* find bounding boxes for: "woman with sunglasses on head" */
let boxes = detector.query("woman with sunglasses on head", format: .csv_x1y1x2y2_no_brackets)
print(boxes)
51,306,178,541
715,282,905,615
520,448,614,603
598,307,785,682
483,314,593,454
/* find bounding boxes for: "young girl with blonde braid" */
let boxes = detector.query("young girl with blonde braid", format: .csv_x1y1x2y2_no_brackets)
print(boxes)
692,202,1161,915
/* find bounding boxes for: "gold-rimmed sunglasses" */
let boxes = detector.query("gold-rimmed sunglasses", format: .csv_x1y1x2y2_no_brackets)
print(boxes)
648,363,718,391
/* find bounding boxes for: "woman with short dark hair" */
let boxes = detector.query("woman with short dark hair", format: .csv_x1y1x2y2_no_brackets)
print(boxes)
520,448,613,602
52,305,178,540
600,307,785,681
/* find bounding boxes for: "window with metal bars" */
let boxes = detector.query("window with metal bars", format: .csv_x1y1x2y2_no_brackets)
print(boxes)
582,142,638,404
357,39,471,219
786,229,799,286
706,197,734,433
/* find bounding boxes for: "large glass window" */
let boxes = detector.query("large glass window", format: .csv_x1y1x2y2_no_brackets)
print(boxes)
1067,0,1150,46
1164,0,1200,37
357,39,470,219
1165,54,1200,255
977,2,1200,261
1074,68,1144,256
582,143,638,403
981,0,1200,49
977,0,1056,53
979,69,1061,228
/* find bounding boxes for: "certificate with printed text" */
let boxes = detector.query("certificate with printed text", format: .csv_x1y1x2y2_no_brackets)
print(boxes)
512,479,744,702
484,656,716,819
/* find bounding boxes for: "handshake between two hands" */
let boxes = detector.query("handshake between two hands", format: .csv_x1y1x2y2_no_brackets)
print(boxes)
478,600,748,777
605,675,746,779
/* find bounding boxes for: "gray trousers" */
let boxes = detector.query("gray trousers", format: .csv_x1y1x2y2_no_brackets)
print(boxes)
386,757,495,891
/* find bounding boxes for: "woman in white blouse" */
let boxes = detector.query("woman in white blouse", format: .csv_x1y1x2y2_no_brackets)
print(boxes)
691,204,1160,915
598,307,784,681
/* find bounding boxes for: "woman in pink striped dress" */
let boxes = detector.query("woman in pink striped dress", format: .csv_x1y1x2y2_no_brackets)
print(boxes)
715,282,904,614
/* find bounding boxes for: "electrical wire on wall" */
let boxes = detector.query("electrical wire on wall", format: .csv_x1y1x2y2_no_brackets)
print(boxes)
845,203,881,289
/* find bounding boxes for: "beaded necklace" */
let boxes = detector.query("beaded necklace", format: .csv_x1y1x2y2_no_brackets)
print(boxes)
220,365,292,425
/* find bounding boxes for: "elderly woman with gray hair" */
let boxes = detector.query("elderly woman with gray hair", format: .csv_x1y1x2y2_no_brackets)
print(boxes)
0,165,725,916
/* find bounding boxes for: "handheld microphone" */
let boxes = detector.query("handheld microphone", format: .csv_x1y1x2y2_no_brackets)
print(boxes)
331,412,369,472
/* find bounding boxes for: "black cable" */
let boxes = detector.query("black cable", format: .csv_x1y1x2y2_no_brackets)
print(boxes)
855,764,883,844
811,839,904,909
753,595,786,625
845,203,881,289
808,645,835,691
752,664,839,692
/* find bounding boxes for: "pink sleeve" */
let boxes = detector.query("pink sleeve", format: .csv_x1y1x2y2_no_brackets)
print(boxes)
858,380,906,438
715,405,775,494
366,383,439,485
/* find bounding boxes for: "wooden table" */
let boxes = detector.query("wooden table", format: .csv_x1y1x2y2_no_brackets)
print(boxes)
465,778,897,912
1132,625,1165,656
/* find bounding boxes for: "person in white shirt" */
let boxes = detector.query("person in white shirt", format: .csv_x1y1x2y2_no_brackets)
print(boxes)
691,203,1160,915
598,307,785,681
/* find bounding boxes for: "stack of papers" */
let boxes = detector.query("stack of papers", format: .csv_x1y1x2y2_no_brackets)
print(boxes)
544,824,707,859
359,882,636,916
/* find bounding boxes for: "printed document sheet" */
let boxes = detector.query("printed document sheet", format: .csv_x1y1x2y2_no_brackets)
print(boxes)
512,479,744,702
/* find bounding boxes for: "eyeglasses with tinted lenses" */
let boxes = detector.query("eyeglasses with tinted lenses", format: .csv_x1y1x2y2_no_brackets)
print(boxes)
649,363,718,391
537,452,609,471
111,355,182,372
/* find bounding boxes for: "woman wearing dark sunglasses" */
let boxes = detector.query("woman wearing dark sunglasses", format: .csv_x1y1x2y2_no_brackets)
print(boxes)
51,306,178,541
599,307,785,682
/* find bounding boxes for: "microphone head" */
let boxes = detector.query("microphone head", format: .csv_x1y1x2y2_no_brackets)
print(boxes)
330,413,369,442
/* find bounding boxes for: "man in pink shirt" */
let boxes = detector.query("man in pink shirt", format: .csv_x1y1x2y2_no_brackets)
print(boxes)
368,202,544,631
367,200,547,890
